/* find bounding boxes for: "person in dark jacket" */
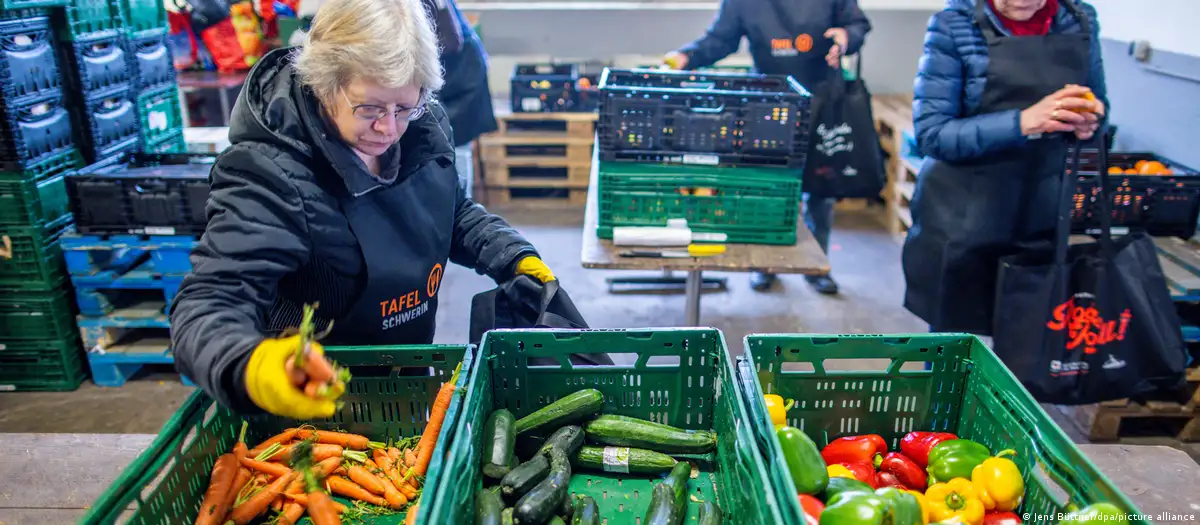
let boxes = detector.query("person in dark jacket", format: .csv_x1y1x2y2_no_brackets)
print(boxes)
902,0,1107,336
663,0,872,295
170,0,554,420
423,0,498,198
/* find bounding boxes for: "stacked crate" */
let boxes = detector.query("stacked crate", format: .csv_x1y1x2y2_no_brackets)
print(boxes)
594,68,812,245
122,0,183,153
0,4,88,390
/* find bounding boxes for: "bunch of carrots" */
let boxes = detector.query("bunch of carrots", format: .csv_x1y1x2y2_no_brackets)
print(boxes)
288,304,350,402
193,363,462,525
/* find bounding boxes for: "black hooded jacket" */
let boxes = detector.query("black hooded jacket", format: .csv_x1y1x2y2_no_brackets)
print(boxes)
170,48,536,413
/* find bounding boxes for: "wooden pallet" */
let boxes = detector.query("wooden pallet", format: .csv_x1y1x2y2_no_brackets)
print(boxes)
871,94,915,234
478,110,596,207
484,186,588,207
490,109,598,138
1056,366,1200,442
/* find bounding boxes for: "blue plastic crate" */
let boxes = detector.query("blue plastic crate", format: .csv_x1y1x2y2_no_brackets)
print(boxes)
0,13,62,105
60,233,197,276
0,89,75,171
60,32,132,93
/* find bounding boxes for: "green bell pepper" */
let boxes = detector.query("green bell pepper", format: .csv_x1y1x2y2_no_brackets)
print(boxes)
778,426,829,495
822,476,874,503
926,439,991,485
1061,503,1129,525
818,488,923,525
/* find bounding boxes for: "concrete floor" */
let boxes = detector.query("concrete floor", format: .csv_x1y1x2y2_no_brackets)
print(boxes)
1,204,1197,461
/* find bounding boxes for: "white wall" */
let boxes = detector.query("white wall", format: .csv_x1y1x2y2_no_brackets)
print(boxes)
1087,0,1197,56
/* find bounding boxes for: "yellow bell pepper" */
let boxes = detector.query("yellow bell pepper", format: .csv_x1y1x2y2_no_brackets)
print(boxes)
971,450,1024,512
827,464,857,479
763,394,792,428
926,478,985,525
906,489,931,525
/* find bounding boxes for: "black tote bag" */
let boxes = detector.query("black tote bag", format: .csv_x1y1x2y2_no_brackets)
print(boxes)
800,59,887,199
469,276,612,365
992,134,1188,405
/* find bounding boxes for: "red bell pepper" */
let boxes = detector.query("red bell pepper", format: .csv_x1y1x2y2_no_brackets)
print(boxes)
821,434,887,467
899,431,957,468
878,452,927,490
876,471,907,490
984,511,1023,525
798,494,824,525
836,461,879,488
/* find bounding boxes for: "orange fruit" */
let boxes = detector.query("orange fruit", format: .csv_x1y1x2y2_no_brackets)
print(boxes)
1107,166,1123,174
1125,168,1139,174
1161,168,1174,176
1140,161,1167,175
1134,160,1149,172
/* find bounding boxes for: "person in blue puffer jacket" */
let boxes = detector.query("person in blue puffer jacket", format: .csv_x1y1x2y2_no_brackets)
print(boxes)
901,0,1108,336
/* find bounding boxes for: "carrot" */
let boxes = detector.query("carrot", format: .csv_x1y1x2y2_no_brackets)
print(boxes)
193,453,238,525
227,471,297,525
388,447,402,462
306,489,343,525
220,468,252,515
232,422,250,462
278,501,307,525
404,448,417,467
327,476,387,506
271,497,284,512
239,457,291,478
284,493,348,513
375,467,408,509
398,481,417,500
249,429,299,455
372,449,393,471
288,456,344,494
265,443,344,463
295,429,381,450
416,365,457,477
404,502,420,525
302,350,337,384
285,358,308,387
346,465,387,495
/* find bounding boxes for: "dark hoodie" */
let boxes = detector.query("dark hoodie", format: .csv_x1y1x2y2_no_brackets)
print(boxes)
170,48,536,413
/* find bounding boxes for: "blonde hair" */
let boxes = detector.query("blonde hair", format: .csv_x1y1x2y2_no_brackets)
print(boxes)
294,0,444,103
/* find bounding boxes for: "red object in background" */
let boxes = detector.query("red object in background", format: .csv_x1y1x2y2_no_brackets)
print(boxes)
984,511,1023,525
200,18,250,72
836,461,879,488
899,431,958,468
878,452,927,490
822,435,887,466
797,494,824,525
168,11,199,70
258,0,277,38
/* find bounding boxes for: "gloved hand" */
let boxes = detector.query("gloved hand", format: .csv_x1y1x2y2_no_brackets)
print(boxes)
662,51,688,70
515,256,556,283
244,335,339,420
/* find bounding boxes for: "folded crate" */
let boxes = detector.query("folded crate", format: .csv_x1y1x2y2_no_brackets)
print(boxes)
0,150,83,226
136,85,183,147
66,152,216,235
738,334,1148,525
59,32,132,93
0,336,88,392
511,63,579,112
127,29,175,92
55,0,124,42
0,89,75,171
0,288,77,341
1067,152,1200,239
80,344,473,525
0,214,71,288
0,13,63,105
424,328,792,524
70,83,141,163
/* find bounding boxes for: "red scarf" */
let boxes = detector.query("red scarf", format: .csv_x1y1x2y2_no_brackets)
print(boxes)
988,0,1059,36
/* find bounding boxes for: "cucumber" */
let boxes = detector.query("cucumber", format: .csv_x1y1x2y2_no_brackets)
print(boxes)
501,453,550,500
571,495,600,525
573,446,678,475
483,409,518,479
513,448,572,525
559,490,575,520
548,518,567,525
539,425,585,457
514,389,605,435
476,487,504,525
645,462,691,525
501,508,514,525
584,415,716,454
697,501,722,525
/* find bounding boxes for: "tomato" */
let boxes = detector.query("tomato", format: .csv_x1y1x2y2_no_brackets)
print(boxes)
798,493,824,525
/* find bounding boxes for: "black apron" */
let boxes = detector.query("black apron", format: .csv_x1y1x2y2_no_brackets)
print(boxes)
902,0,1092,335
327,161,456,346
757,0,838,89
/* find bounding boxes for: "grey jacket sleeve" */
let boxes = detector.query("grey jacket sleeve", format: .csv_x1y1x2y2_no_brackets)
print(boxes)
170,146,312,414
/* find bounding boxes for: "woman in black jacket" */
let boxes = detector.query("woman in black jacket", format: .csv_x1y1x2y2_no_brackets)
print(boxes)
170,0,553,420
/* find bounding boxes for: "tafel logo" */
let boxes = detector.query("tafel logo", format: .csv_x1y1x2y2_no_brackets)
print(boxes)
1045,298,1131,355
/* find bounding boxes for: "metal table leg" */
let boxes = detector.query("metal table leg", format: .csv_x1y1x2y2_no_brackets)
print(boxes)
218,88,233,125
685,270,702,326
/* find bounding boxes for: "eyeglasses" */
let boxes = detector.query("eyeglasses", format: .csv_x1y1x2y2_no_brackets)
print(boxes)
341,88,428,123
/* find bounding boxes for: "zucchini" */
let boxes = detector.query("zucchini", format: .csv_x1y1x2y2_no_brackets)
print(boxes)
476,487,504,525
483,409,518,479
571,495,600,525
573,446,677,475
645,462,691,525
501,508,514,525
584,415,716,454
559,490,575,521
539,425,585,457
514,389,605,435
697,500,722,525
513,448,572,525
501,453,550,500
548,518,567,525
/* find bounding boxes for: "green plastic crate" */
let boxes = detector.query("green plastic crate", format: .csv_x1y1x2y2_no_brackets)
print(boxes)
0,152,83,226
80,344,473,525
0,337,88,392
425,329,791,525
739,334,1149,525
0,288,77,341
597,161,801,245
120,0,166,38
57,0,123,41
137,86,184,146
144,129,186,153
0,216,70,288
0,0,63,10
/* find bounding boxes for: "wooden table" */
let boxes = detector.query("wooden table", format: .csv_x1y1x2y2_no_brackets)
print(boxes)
580,155,831,326
0,434,1195,524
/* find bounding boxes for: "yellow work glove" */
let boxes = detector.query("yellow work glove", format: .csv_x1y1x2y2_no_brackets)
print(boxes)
244,335,338,420
662,51,688,70
515,256,556,283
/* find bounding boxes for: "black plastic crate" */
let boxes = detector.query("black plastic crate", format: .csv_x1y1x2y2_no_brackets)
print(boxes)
59,32,132,93
0,13,62,105
127,29,173,91
1069,154,1200,239
510,63,578,113
70,83,140,163
0,89,74,171
66,151,217,235
597,68,812,169
574,73,600,112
